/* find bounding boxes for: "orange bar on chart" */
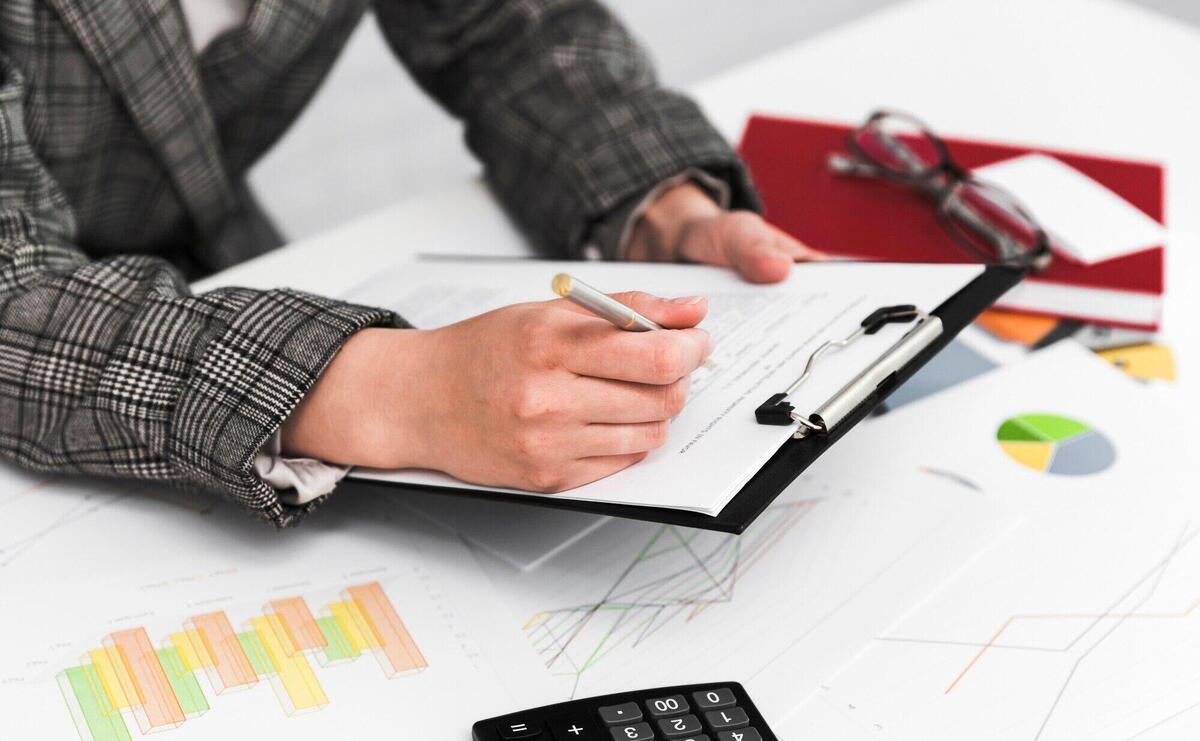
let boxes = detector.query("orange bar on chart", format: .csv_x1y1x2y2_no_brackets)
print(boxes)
106,628,186,732
345,582,428,677
267,597,328,655
186,612,258,692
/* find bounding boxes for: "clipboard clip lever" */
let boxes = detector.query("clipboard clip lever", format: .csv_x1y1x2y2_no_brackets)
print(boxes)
755,304,942,438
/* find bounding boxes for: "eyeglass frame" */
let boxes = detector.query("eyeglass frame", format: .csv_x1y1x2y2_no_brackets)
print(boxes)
830,109,1053,272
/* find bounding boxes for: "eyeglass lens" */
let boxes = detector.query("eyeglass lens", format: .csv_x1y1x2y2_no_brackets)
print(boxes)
851,113,946,179
941,180,1044,264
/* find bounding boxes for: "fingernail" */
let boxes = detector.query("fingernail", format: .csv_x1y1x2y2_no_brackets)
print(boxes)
671,295,706,305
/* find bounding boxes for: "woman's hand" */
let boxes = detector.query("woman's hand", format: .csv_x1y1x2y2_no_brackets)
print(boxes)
626,181,825,283
280,292,712,492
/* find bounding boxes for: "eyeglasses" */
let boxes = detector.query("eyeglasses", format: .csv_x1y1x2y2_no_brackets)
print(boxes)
828,110,1052,271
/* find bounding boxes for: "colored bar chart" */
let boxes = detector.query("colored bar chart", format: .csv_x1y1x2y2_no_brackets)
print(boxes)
58,582,427,740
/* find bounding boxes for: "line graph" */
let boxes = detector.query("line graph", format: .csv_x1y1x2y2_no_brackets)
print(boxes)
878,524,1200,739
523,500,819,697
937,526,1197,695
0,479,217,570
497,467,1014,713
803,503,1200,741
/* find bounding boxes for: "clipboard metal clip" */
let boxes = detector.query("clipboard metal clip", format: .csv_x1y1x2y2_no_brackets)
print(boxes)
755,304,944,439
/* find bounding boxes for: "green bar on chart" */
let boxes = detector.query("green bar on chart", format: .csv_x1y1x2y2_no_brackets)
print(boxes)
317,615,359,663
156,647,209,716
59,665,132,741
237,631,275,677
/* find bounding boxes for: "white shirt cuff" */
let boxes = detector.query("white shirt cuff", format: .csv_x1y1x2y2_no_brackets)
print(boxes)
254,432,350,505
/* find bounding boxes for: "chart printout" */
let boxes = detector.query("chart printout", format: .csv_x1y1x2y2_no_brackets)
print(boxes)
0,465,558,740
785,344,1200,739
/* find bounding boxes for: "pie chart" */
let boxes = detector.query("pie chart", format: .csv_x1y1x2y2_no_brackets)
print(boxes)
996,413,1115,476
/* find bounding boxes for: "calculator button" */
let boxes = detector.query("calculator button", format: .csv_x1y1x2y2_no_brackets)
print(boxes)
598,703,643,726
656,714,702,738
548,715,603,740
692,688,736,711
716,729,761,741
608,722,654,741
645,695,690,717
498,718,544,739
704,708,749,731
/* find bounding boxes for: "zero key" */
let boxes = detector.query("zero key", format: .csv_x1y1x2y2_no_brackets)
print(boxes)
692,688,736,711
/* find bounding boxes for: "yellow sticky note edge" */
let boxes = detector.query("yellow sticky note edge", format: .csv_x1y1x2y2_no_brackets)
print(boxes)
1096,343,1176,382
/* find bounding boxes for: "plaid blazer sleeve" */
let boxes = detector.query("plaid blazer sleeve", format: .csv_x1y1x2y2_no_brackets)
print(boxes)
373,0,762,259
0,56,395,527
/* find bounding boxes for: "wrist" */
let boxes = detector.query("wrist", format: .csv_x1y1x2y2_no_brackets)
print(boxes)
280,327,440,469
626,181,723,263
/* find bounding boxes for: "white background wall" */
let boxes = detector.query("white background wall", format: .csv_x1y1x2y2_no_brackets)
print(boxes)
247,0,1199,241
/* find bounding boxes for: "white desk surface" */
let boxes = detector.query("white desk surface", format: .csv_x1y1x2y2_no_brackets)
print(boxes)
195,0,1199,399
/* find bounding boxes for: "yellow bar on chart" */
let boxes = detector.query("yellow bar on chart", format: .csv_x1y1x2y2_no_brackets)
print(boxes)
170,631,213,672
327,600,377,652
250,614,328,714
88,647,136,710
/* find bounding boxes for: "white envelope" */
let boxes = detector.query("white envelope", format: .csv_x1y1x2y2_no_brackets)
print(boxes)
973,152,1164,265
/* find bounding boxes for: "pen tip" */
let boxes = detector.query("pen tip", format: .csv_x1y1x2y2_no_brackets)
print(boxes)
551,273,573,298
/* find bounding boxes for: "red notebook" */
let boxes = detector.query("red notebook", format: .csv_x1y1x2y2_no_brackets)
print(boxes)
737,115,1165,330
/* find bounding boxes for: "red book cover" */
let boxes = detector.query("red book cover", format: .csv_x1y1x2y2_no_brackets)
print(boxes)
737,115,1165,328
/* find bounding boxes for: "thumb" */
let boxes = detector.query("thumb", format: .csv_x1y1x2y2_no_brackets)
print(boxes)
608,290,708,329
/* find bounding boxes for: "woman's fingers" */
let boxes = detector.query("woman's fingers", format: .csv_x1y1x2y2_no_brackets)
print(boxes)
558,375,690,423
552,289,709,328
607,290,709,329
570,421,672,457
561,323,712,384
539,452,651,493
676,211,827,283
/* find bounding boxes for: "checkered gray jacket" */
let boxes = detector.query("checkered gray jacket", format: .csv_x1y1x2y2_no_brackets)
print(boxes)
0,0,757,526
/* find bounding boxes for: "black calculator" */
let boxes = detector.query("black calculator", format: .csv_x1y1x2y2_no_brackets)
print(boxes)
471,682,776,741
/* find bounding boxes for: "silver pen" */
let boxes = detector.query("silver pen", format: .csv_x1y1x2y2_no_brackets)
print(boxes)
551,273,716,368
552,273,661,331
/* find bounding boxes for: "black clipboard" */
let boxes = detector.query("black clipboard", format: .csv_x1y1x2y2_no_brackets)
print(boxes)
344,265,1023,534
